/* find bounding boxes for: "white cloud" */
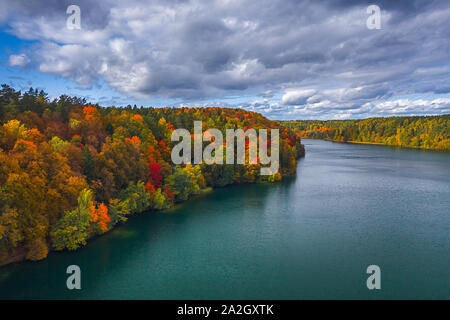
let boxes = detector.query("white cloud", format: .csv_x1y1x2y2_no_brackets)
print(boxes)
282,89,316,105
2,0,450,119
8,53,30,67
232,96,450,120
369,98,450,115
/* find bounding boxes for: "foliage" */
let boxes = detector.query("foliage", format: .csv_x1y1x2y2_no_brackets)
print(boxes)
50,189,94,251
108,198,131,223
167,165,201,202
91,202,110,234
0,84,303,264
119,181,151,214
281,115,450,150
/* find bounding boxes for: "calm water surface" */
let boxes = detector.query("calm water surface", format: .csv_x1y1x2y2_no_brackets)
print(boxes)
1,139,449,299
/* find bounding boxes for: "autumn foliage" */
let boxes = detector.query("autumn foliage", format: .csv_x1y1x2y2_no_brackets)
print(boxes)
149,163,162,189
0,84,304,265
91,203,110,234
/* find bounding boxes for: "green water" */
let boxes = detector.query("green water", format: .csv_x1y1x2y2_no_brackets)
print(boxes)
1,139,449,299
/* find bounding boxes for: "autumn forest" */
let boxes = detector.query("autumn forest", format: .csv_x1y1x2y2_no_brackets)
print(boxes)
0,85,304,266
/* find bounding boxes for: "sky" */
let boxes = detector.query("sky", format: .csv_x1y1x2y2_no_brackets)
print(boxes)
0,0,449,120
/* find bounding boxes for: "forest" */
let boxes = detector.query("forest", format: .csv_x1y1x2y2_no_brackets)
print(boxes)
0,85,304,266
281,115,450,150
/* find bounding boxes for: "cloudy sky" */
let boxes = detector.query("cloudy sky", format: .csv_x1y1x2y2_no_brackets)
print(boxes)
0,0,449,119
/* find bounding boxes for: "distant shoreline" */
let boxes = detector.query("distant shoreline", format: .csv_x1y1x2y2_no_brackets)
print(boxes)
302,137,450,152
280,114,450,151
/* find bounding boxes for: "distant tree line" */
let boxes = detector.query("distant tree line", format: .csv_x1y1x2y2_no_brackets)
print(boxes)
281,115,450,150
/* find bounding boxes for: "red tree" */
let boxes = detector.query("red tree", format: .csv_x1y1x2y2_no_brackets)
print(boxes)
149,163,162,189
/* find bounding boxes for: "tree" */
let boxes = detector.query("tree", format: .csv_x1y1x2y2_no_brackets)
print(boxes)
26,237,48,261
0,207,24,260
119,181,151,214
108,198,131,223
167,165,201,202
152,188,168,210
91,202,110,234
149,163,162,188
50,189,93,251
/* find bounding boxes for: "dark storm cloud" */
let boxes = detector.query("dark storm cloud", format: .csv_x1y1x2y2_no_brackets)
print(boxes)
1,0,450,118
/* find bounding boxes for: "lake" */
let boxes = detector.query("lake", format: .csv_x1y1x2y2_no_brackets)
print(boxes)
0,139,449,299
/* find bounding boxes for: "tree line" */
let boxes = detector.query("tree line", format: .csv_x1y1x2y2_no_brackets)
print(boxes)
0,85,304,265
281,115,450,150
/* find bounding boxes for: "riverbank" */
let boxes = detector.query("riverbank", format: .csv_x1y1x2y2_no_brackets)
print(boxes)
0,187,215,267
0,180,292,268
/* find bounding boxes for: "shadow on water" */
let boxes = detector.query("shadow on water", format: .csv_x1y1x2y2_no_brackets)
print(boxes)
0,181,296,299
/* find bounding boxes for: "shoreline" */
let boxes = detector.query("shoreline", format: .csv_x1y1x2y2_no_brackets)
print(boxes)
301,137,450,152
0,173,298,269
